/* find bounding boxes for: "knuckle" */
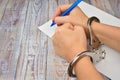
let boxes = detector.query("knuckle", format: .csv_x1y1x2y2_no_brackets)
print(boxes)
75,26,84,30
66,23,72,27
56,28,62,33
54,17,57,22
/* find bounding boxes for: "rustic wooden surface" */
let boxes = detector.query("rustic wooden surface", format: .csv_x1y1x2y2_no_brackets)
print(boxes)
0,0,119,80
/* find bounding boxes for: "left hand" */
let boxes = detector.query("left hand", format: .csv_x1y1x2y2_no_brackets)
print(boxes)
52,4,89,37
52,23,87,62
52,4,88,27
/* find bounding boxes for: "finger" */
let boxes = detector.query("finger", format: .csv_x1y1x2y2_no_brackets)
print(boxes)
52,4,71,20
59,23,74,30
54,16,71,24
61,23,72,28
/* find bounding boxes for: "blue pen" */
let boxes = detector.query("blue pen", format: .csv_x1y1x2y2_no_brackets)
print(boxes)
50,0,82,27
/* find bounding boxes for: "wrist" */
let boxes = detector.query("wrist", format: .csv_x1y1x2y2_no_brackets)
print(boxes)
87,16,101,49
79,17,89,38
67,51,93,77
91,21,100,39
74,56,104,80
83,17,89,38
83,17,88,27
74,56,91,69
68,48,106,77
67,48,87,62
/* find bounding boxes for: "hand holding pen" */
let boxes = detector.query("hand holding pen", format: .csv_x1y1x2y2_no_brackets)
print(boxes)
51,0,83,27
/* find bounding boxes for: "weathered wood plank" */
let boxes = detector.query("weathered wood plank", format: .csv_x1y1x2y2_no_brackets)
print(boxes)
0,0,9,22
47,0,62,79
0,0,29,80
0,10,27,80
6,0,28,11
109,0,120,18
15,0,49,80
58,0,69,5
69,0,76,3
88,0,120,19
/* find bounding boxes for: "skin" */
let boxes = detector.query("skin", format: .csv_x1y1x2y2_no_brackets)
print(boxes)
52,4,120,80
52,23,87,62
52,4,120,52
52,23,104,80
52,4,89,36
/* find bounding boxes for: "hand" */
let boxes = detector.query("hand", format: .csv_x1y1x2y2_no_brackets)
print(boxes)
52,4,88,30
52,23,87,62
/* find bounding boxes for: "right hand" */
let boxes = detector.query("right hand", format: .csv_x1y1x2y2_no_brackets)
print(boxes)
52,23,87,62
52,4,88,30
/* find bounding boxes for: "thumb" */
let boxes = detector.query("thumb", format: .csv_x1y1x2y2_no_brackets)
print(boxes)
54,16,70,25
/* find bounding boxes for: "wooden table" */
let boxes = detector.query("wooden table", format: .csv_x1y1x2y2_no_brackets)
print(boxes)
0,0,120,80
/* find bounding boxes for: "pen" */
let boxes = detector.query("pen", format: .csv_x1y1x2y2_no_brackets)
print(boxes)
50,0,82,27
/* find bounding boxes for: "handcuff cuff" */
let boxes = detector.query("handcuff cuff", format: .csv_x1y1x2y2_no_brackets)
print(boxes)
68,16,106,77
87,16,106,64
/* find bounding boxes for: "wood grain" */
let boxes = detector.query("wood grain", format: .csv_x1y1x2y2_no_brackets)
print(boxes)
0,0,29,80
0,0,120,80
0,0,9,22
15,0,49,80
88,0,120,18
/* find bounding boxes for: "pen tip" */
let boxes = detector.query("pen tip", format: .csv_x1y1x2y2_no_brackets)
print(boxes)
50,22,55,27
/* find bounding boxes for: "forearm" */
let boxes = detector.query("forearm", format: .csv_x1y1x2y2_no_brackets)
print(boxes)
74,56,104,80
91,22,120,52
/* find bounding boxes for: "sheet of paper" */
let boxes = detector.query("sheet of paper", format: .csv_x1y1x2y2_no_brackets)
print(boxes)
38,20,57,37
38,1,120,80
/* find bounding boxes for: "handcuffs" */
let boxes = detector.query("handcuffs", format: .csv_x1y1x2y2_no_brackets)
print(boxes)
87,16,106,64
68,16,106,77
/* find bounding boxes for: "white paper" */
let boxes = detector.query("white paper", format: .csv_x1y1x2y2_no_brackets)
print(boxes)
38,20,57,37
38,1,120,80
